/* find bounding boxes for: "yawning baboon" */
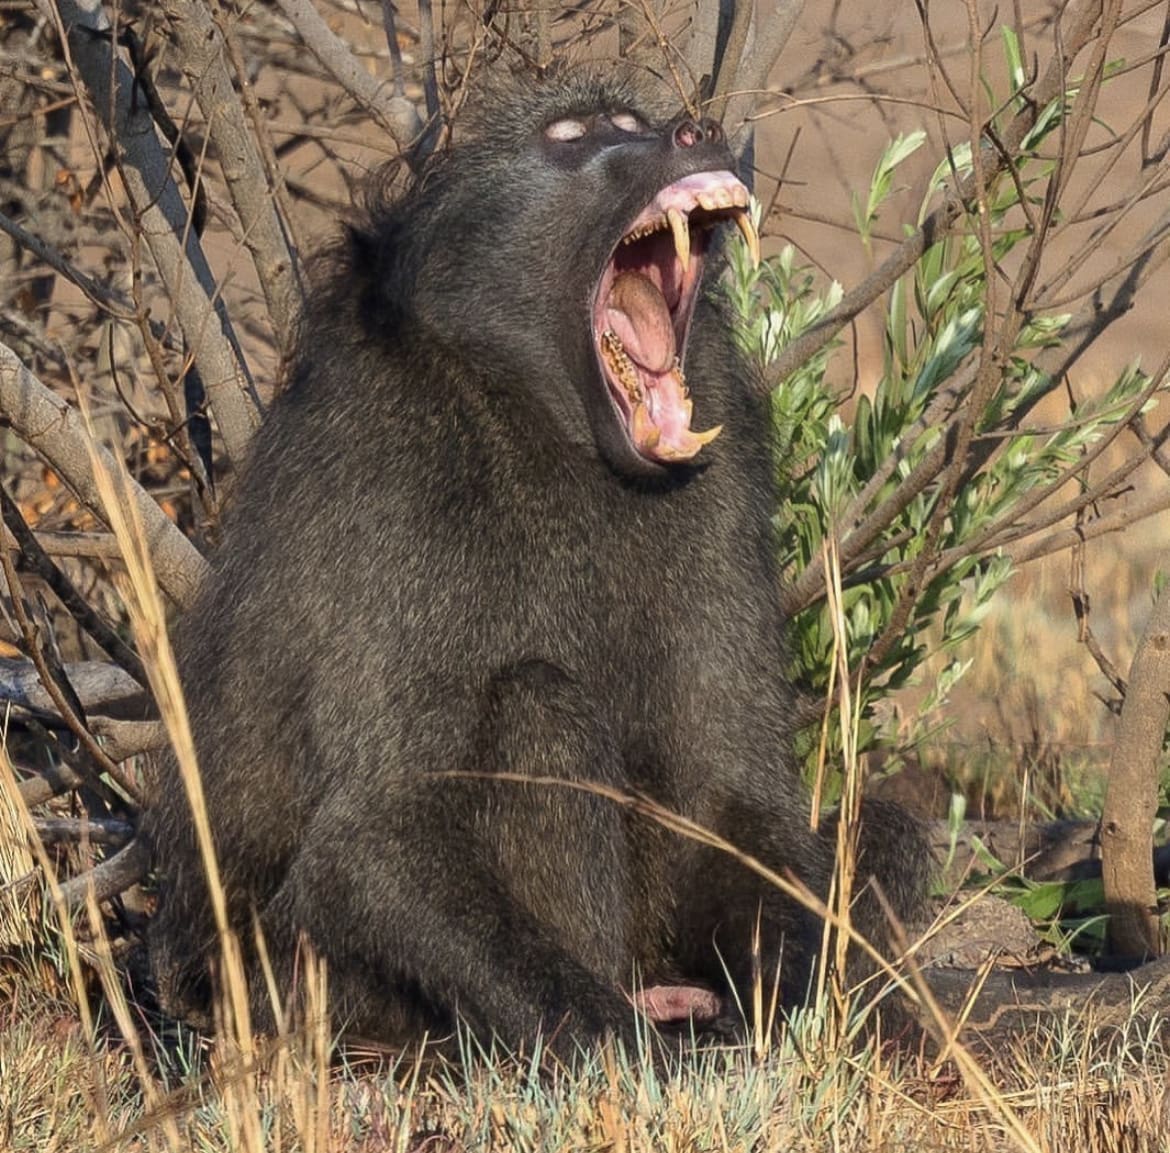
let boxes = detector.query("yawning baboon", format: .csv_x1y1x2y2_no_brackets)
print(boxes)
145,69,929,1054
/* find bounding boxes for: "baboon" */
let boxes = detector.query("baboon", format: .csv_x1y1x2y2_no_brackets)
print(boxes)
145,70,929,1054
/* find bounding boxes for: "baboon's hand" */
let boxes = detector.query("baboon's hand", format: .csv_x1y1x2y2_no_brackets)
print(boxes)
633,984,723,1023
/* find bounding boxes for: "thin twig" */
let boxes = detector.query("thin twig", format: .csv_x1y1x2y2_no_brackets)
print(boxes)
0,484,147,686
0,529,138,800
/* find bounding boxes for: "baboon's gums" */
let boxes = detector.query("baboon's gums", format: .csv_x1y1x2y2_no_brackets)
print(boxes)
145,71,930,1054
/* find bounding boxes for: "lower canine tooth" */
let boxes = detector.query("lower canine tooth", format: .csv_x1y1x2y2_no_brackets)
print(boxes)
632,403,661,450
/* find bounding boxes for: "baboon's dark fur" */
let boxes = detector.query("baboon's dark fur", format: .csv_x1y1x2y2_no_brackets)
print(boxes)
145,70,929,1053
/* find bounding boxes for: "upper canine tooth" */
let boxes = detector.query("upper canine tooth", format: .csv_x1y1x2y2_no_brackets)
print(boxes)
667,207,691,272
734,210,760,269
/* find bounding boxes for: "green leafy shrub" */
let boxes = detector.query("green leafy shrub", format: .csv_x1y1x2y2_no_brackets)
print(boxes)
723,49,1158,796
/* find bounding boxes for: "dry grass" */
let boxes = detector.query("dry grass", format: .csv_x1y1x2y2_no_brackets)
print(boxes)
3,940,1170,1152
903,504,1170,822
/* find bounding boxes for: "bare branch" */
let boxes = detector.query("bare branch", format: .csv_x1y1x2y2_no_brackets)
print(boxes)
0,657,147,718
32,816,133,845
0,483,147,686
722,1,804,143
17,761,84,810
0,342,208,608
0,209,132,318
57,837,149,907
416,0,442,162
274,0,425,159
39,0,262,467
0,530,122,560
710,1,754,112
160,0,302,363
89,717,169,760
1,532,133,794
379,0,410,97
682,0,721,90
1011,487,1170,567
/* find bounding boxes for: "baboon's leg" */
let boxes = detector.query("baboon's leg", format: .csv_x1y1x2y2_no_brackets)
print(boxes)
671,797,930,1026
670,797,829,1017
252,660,645,1051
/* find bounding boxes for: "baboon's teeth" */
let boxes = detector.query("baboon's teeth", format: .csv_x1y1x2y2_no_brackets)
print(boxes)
667,207,691,272
697,188,733,211
654,423,723,461
601,329,643,402
631,402,661,450
734,211,760,269
622,223,658,245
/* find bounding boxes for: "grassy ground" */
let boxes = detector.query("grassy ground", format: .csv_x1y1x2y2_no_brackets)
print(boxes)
3,918,1170,1152
5,641,1170,1153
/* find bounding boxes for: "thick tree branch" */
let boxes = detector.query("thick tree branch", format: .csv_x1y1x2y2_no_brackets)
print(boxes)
160,0,302,364
274,0,425,160
57,837,149,908
0,343,208,608
723,0,804,149
1101,580,1170,958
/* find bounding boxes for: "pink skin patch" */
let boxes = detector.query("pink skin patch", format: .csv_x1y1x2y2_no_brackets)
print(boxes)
632,984,724,1024
593,170,753,464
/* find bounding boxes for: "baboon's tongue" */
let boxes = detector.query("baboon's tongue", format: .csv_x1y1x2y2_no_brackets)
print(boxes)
604,272,676,373
598,271,721,462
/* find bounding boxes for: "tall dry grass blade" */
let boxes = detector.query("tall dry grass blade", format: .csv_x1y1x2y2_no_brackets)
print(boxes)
822,533,861,1026
0,719,36,950
0,740,114,1147
819,534,1043,1153
79,393,267,1153
80,880,186,1153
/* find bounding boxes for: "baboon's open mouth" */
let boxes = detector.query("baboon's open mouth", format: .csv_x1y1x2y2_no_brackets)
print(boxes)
593,171,758,464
